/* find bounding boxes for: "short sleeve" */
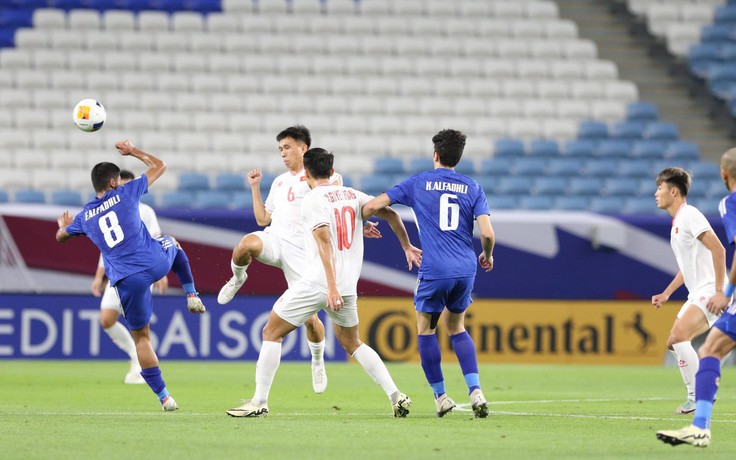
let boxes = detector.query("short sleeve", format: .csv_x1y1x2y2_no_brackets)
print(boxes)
121,175,149,203
721,196,736,245
684,206,712,238
65,212,86,236
264,181,277,214
303,194,331,232
354,188,373,208
473,189,491,217
386,177,414,207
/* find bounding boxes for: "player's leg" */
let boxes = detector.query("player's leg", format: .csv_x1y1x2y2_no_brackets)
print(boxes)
100,283,142,384
159,236,205,313
414,278,454,416
668,300,713,414
218,232,265,304
330,297,411,417
304,314,327,393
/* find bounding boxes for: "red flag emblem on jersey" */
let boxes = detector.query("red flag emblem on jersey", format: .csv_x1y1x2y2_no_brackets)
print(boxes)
675,227,679,233
300,176,307,182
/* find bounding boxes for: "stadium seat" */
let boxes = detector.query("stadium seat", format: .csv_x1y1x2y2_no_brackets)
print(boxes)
578,121,609,140
665,142,700,161
563,140,595,158
479,158,512,176
644,122,679,141
631,140,666,160
626,102,659,122
487,194,518,210
554,195,589,211
496,177,530,195
590,196,625,214
519,195,554,210
512,158,547,176
15,189,45,204
547,158,583,177
196,190,230,209
360,175,394,196
623,196,657,215
494,139,525,158
688,181,710,199
612,122,645,140
603,178,640,196
162,190,196,208
407,158,434,174
51,190,83,206
0,189,7,203
533,177,567,195
690,162,722,180
373,157,405,175
178,173,210,191
529,140,560,158
585,159,619,177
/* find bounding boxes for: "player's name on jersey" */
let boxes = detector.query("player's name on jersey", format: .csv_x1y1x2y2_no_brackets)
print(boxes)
425,181,468,194
321,189,357,203
84,195,120,221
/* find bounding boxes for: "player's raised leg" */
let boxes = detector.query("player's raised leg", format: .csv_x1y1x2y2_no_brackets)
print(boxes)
218,233,262,305
161,236,205,313
667,304,711,414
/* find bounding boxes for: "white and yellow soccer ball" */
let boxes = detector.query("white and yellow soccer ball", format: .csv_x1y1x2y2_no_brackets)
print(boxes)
72,99,106,132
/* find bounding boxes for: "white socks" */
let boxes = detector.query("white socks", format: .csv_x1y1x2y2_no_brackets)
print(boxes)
308,340,325,362
253,341,282,405
231,260,249,280
672,341,699,400
104,322,139,367
352,343,399,401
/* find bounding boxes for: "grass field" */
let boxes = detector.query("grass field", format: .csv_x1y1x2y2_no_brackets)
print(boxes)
1,360,735,459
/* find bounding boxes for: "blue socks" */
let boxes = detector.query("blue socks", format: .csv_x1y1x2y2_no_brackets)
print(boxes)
418,334,445,398
693,356,720,429
171,249,197,296
450,331,481,394
141,366,170,403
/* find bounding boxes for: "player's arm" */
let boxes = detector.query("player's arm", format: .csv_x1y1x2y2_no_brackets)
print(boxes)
312,225,342,311
55,211,75,243
652,271,684,309
91,264,107,297
115,140,166,186
477,214,495,272
248,169,272,226
701,229,729,314
361,193,391,220
373,206,422,271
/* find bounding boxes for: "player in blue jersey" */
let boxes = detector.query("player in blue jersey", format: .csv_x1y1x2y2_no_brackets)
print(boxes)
657,150,736,447
55,140,206,411
362,129,495,418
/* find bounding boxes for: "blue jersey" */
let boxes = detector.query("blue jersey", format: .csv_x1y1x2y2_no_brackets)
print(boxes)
386,168,490,280
66,175,167,285
719,192,736,245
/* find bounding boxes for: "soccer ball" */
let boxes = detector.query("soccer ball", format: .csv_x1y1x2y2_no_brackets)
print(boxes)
72,99,106,132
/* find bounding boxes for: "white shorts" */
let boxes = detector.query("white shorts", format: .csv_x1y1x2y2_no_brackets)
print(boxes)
273,280,359,328
253,231,306,287
100,281,122,312
678,289,721,327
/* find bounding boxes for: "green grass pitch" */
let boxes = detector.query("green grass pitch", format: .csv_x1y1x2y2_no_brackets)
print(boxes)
1,361,735,459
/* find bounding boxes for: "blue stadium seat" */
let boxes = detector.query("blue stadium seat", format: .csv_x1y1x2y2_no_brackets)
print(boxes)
390,173,410,185
51,190,83,206
618,160,653,179
360,175,393,195
373,157,404,174
512,157,546,176
700,24,732,45
0,8,34,28
495,177,530,195
707,64,736,99
162,191,195,208
487,194,518,210
196,190,230,209
49,0,87,10
707,180,727,198
631,140,666,160
691,197,722,216
636,177,654,196
259,173,277,193
215,173,246,191
87,0,119,10
230,191,254,209
494,139,525,158
690,162,722,180
644,123,679,141
529,140,559,158
533,177,567,195
554,196,589,211
589,196,625,214
407,157,434,174
596,140,631,160
186,0,221,12
0,28,13,48
341,175,353,187
476,176,496,194
568,177,600,196
178,172,210,191
563,140,595,158
688,180,709,198
626,102,659,122
547,158,583,177
578,121,609,140
603,178,639,196
151,0,187,12
584,159,619,177
454,160,475,175
10,0,49,7
665,142,700,161
612,122,644,140
140,193,157,207
479,158,512,176
15,189,45,204
689,44,720,79
116,0,154,12
519,196,554,210
715,4,736,24
0,189,8,203
623,197,657,215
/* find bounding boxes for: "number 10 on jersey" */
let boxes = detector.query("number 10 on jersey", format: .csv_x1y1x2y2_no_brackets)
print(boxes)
333,206,356,251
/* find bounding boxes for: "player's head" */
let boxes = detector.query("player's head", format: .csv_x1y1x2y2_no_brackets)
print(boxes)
119,170,135,185
432,129,466,168
277,125,311,171
303,148,334,187
720,147,736,191
91,162,121,193
655,167,690,209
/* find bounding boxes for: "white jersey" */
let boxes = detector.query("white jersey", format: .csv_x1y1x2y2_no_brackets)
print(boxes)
300,184,371,295
264,168,343,248
98,202,161,268
670,204,718,294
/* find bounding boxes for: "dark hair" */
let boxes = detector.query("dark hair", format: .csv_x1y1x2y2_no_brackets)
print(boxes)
91,162,121,193
656,167,691,197
276,125,311,148
303,148,333,179
119,170,135,181
432,129,466,167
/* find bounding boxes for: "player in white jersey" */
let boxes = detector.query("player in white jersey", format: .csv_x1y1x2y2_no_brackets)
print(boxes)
226,148,422,418
217,125,380,394
90,170,168,384
652,167,726,414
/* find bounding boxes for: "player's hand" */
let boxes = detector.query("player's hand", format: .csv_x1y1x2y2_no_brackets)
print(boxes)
153,276,169,294
247,169,262,187
651,293,669,309
363,221,382,239
707,292,730,315
115,140,135,156
405,245,422,271
327,287,343,312
57,211,73,228
479,253,494,272
90,277,105,297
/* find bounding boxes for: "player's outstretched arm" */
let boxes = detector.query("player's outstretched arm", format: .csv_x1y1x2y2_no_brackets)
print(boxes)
477,215,495,272
701,229,730,314
312,225,343,311
115,140,166,186
652,271,684,309
247,169,272,226
373,206,422,271
55,211,75,243
361,193,391,220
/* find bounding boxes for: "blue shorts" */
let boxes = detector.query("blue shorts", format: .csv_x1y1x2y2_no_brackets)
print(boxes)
714,311,736,343
115,236,178,330
414,276,474,314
